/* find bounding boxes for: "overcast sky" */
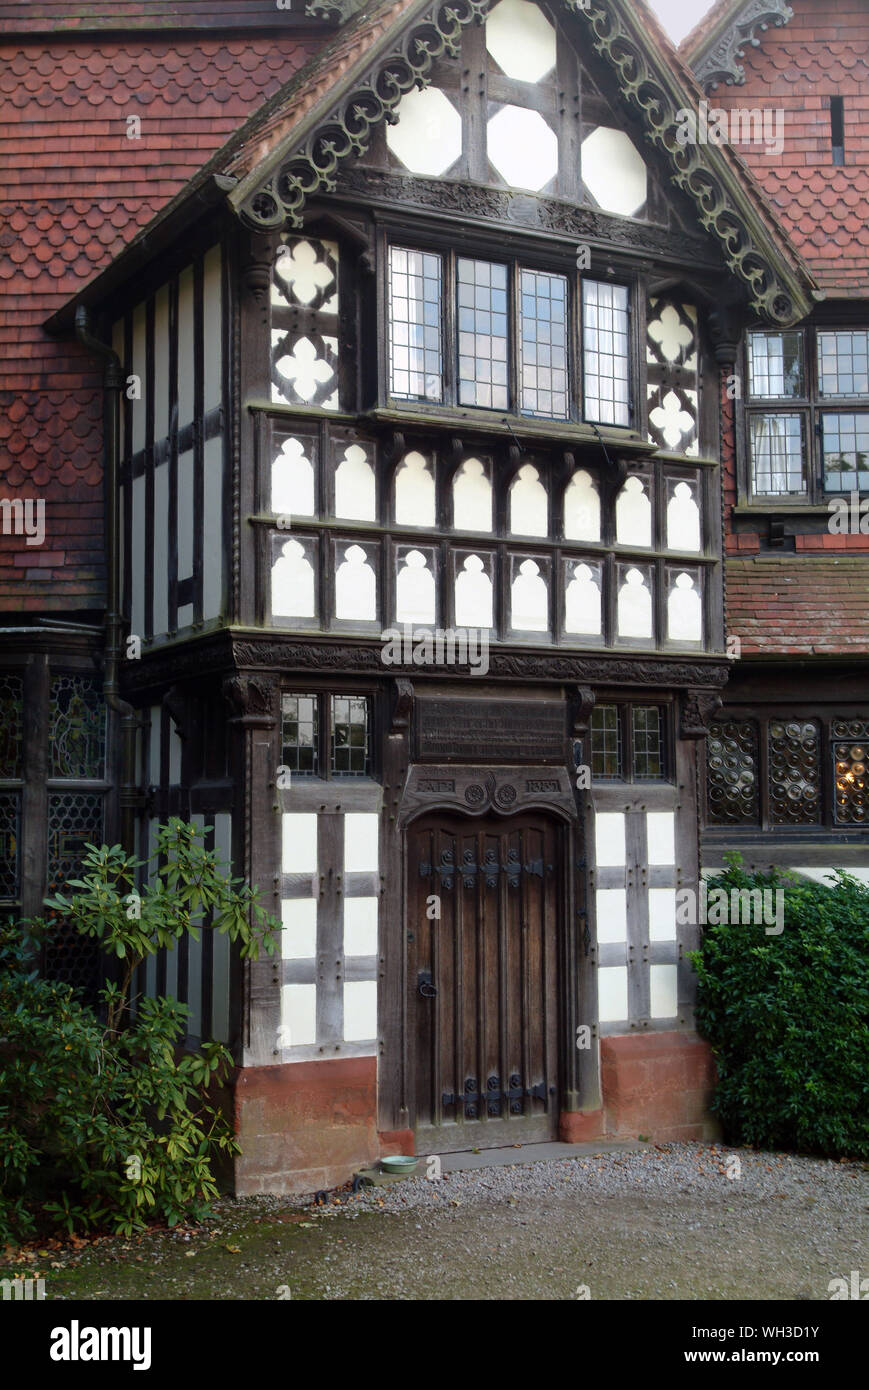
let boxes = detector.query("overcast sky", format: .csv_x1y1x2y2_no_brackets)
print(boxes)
647,0,716,46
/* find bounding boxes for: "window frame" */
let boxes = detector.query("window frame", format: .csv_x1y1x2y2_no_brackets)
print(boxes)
704,707,869,835
743,323,869,504
280,690,375,781
587,700,672,785
382,231,635,429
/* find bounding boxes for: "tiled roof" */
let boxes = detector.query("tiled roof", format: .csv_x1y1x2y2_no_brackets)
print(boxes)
679,0,741,64
0,2,312,33
704,1,869,295
726,557,869,656
0,33,319,612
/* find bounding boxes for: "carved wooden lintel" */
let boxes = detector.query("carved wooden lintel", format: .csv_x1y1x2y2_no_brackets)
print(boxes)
399,764,577,826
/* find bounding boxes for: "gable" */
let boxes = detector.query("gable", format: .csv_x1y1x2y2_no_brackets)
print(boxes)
224,0,816,327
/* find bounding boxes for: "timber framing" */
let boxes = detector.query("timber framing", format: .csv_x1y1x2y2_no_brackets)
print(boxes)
45,0,817,338
224,0,816,327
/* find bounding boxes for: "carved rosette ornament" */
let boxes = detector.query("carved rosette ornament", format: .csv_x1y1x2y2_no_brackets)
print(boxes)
680,688,724,740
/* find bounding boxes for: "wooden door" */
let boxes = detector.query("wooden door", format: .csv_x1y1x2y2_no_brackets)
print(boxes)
409,812,561,1153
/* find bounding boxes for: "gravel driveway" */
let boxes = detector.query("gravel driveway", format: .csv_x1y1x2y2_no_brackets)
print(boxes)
17,1141,867,1301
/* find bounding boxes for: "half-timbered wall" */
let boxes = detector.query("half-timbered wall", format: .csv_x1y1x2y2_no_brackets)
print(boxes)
115,242,226,648
129,697,234,1048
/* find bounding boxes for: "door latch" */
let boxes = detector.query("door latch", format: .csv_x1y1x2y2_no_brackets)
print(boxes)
417,969,437,999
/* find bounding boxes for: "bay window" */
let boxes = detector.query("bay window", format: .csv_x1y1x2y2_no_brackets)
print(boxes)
386,243,630,425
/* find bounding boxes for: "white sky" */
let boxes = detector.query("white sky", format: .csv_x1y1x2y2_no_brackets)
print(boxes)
647,0,717,46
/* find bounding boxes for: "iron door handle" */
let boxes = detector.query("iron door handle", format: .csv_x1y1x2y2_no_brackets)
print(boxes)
417,971,438,999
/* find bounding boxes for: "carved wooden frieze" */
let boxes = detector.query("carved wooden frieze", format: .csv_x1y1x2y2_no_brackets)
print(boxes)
399,764,577,825
334,168,722,269
120,633,731,698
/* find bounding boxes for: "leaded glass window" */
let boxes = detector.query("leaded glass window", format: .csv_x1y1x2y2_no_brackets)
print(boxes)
582,280,630,426
281,694,319,777
388,247,443,401
590,704,667,782
49,675,105,779
0,792,20,900
0,674,23,778
833,719,869,824
747,332,804,398
591,705,621,779
768,719,821,825
632,706,664,779
331,696,370,776
821,412,869,492
818,331,869,398
749,413,805,495
457,258,509,409
706,720,759,826
745,325,869,500
519,269,568,418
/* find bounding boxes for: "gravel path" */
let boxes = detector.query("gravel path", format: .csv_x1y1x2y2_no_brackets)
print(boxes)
13,1140,867,1301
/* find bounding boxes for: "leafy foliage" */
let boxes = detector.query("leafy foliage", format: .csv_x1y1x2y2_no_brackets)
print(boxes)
690,855,869,1158
0,820,278,1243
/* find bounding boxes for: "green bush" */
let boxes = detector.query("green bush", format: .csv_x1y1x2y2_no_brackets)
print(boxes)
0,819,278,1243
690,854,869,1158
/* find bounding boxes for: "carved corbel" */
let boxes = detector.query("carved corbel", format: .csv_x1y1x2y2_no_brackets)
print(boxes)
572,685,596,738
242,231,276,323
390,678,414,735
708,303,743,368
680,688,723,739
163,685,192,741
222,673,277,726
